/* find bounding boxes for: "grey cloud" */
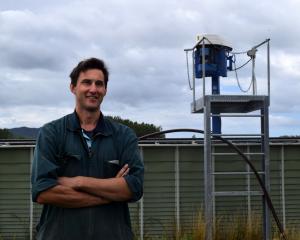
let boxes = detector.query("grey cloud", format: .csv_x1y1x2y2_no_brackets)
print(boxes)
0,10,80,70
0,68,72,107
0,0,299,136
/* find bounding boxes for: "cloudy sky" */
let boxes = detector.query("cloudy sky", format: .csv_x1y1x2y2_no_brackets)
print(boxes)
0,0,299,137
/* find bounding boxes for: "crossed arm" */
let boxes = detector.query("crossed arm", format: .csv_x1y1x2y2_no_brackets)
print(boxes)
36,164,132,208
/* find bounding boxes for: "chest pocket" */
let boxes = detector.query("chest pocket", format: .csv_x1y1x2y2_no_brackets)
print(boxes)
56,122,123,178
103,160,121,178
91,135,121,178
56,126,86,177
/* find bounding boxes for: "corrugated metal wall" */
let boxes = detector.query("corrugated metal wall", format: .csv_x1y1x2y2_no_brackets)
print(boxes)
0,141,299,239
0,147,32,239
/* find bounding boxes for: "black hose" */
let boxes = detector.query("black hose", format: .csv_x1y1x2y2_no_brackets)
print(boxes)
139,128,287,240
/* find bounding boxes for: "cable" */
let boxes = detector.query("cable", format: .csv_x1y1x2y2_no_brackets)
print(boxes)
252,56,257,94
233,55,253,93
139,129,287,240
231,53,255,93
232,57,252,71
232,50,249,55
185,50,193,90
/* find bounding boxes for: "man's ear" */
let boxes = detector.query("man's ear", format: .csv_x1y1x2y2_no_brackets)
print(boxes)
70,83,75,94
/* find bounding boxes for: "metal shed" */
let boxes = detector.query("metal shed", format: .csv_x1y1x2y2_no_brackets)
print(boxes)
0,138,299,239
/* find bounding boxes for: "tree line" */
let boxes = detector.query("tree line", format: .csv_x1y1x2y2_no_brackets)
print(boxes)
0,116,164,139
106,116,164,138
0,129,15,139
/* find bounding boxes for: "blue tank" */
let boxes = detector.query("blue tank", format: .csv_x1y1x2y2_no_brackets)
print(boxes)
193,35,233,134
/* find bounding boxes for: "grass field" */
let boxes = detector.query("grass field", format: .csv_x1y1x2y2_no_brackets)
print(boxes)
1,212,299,240
134,211,300,240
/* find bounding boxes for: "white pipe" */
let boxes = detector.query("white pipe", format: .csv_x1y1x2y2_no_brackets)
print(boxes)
193,51,196,111
246,145,252,225
29,147,34,240
175,146,180,238
267,40,271,98
281,145,286,229
139,147,144,240
212,146,216,228
202,38,206,98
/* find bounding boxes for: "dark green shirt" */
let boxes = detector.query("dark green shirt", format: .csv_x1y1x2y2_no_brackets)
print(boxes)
31,112,144,240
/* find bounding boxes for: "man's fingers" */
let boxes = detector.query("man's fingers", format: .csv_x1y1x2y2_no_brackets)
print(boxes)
116,164,129,177
122,168,130,177
57,177,66,184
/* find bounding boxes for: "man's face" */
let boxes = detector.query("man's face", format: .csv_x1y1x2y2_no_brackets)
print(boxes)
70,69,107,112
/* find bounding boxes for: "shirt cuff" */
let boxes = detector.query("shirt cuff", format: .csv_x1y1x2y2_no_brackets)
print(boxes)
124,175,143,202
32,179,58,202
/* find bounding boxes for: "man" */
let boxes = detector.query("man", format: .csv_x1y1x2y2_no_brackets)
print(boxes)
31,58,144,240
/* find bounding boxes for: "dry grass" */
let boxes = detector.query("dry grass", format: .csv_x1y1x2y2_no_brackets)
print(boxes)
214,213,262,240
133,211,300,240
283,225,300,240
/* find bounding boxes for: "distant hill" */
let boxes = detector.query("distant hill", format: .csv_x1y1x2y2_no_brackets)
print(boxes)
10,127,40,139
4,116,163,140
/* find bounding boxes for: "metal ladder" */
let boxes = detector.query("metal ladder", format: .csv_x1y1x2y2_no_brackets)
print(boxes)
203,94,270,240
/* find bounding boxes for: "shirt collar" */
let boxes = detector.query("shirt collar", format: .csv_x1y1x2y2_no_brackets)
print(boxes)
67,110,112,136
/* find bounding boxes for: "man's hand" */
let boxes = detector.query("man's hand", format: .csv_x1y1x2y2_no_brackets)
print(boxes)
115,164,130,177
58,164,130,189
57,163,132,201
58,176,80,189
36,185,111,208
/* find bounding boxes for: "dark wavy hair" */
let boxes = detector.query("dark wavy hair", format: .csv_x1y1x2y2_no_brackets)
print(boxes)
69,58,109,87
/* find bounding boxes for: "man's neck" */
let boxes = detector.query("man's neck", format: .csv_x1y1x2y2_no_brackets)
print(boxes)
75,107,101,131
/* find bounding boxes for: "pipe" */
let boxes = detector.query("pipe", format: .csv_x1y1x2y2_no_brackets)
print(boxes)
139,128,287,240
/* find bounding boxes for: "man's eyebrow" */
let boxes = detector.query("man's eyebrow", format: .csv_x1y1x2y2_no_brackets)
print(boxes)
81,78,104,82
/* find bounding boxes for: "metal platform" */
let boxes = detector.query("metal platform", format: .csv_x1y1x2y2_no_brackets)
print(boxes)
202,94,271,240
191,95,269,113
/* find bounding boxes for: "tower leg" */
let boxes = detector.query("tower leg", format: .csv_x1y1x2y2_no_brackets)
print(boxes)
204,97,213,240
261,101,271,240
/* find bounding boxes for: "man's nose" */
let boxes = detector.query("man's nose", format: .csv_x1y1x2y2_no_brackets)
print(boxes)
89,83,97,92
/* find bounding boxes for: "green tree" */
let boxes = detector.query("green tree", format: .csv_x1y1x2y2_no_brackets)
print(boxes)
106,116,164,138
0,128,15,139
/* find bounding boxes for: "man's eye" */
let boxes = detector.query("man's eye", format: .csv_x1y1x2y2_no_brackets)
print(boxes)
95,81,104,87
82,80,92,85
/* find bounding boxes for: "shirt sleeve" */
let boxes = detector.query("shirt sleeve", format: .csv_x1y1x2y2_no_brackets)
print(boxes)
31,124,60,202
121,128,144,202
